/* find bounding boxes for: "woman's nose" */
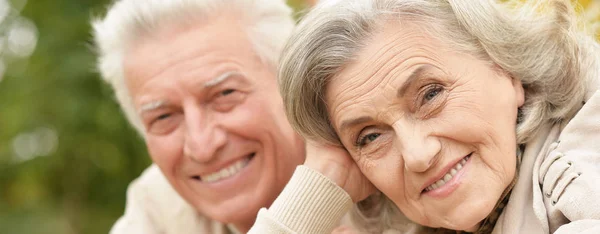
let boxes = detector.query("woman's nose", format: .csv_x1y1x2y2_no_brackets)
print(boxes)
393,120,441,173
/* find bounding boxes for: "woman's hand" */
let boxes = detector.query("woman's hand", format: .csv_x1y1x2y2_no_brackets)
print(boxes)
304,140,376,202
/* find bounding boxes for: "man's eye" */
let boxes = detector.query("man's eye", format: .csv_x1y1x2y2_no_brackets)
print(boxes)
357,133,380,147
220,89,235,96
146,112,180,135
212,88,246,112
156,113,171,121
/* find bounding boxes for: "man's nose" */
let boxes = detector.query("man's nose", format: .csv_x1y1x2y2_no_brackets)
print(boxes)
393,120,441,173
182,108,227,163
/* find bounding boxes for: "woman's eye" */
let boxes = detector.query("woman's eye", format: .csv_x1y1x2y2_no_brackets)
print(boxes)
357,133,380,147
421,86,442,105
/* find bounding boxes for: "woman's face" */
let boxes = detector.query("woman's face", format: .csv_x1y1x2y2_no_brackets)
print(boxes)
326,21,525,231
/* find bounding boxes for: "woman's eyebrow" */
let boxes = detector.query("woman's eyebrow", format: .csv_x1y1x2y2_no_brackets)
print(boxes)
396,65,435,98
339,116,374,134
337,66,438,134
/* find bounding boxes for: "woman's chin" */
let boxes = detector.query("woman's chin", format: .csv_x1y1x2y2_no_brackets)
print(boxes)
430,218,482,232
437,206,492,231
463,223,481,232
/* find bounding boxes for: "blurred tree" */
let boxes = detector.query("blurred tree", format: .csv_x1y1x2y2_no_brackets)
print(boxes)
0,0,151,233
0,0,596,234
0,1,310,234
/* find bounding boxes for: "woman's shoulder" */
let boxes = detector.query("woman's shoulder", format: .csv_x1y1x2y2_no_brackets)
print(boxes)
556,88,600,151
535,89,600,232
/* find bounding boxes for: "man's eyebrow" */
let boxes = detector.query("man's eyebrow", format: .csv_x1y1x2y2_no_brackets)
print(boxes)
203,71,244,88
139,100,168,115
137,71,244,114
396,65,435,98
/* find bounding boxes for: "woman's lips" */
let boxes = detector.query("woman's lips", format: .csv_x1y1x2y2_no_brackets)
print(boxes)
422,153,472,194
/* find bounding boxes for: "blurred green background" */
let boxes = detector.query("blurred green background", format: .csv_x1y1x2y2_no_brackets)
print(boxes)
0,0,309,233
0,0,597,234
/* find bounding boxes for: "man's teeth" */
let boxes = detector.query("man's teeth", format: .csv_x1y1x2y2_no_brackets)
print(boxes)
201,157,250,183
424,155,470,192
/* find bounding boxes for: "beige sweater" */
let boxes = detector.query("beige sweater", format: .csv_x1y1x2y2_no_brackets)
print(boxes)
109,164,355,234
492,88,600,233
249,89,600,233
110,165,239,234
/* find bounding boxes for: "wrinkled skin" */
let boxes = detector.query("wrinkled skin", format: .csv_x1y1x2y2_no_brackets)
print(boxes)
124,15,305,232
309,21,524,232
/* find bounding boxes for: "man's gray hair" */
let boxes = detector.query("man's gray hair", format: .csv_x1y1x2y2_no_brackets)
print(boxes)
279,0,600,232
92,0,295,135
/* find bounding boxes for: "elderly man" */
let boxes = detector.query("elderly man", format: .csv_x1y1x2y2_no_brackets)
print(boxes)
92,0,312,233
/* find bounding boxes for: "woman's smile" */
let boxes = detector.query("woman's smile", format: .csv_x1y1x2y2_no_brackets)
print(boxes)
422,153,472,198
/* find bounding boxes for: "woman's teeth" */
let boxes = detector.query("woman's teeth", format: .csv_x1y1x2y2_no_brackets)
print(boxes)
201,156,251,183
424,155,470,192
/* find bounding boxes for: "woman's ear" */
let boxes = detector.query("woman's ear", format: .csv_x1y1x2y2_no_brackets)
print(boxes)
493,64,525,108
512,77,525,108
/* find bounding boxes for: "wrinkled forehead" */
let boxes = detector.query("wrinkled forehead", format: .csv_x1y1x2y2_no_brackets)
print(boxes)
325,21,449,115
123,15,265,91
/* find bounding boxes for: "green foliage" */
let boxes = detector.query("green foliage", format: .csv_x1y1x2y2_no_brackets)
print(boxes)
0,1,309,234
0,0,151,233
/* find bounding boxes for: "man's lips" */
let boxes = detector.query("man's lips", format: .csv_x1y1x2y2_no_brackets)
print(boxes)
191,152,256,183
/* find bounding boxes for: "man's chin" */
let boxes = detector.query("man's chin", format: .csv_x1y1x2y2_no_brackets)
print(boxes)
199,202,261,228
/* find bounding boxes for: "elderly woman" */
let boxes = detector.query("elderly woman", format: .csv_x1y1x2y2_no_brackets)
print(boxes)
248,0,600,233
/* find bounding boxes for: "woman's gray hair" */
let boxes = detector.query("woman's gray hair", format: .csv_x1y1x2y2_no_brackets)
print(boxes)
92,0,295,135
279,0,600,232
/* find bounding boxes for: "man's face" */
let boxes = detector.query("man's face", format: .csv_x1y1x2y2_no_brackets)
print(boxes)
124,15,305,228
